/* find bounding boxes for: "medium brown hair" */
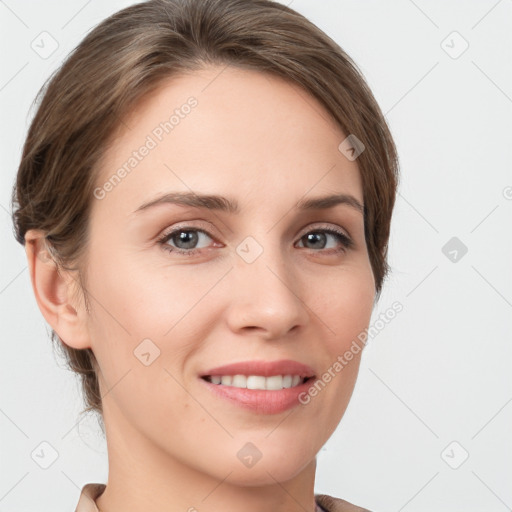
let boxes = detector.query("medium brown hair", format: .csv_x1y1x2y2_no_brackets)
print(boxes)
11,0,399,423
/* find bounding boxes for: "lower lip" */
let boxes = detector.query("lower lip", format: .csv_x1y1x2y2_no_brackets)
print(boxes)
199,377,316,414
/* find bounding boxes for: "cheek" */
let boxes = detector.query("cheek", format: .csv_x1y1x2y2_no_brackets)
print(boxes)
312,263,375,343
83,254,209,432
302,264,374,426
88,247,218,327
85,253,230,380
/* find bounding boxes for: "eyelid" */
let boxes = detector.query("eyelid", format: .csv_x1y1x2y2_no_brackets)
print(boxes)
297,222,351,239
157,220,219,240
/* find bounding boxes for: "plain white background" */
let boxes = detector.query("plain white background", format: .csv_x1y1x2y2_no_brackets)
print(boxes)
1,1,511,511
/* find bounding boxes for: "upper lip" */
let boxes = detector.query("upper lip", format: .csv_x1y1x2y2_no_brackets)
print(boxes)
200,359,316,378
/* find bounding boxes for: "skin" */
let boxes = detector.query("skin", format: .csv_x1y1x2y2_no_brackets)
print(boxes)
25,65,376,512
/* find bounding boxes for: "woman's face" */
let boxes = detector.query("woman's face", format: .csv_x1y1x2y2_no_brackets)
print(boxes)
81,65,375,485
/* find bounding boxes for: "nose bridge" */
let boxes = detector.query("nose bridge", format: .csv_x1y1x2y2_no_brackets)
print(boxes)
226,233,309,338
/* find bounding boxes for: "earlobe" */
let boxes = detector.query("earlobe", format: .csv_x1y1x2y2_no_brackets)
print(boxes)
24,229,91,350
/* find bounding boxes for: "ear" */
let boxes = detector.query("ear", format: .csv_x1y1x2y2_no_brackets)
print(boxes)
24,229,91,350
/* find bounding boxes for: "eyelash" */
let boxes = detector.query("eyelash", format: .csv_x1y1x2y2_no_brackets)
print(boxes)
156,225,354,257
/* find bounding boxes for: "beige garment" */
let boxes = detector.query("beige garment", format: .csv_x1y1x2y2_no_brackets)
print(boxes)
75,483,371,512
74,483,105,512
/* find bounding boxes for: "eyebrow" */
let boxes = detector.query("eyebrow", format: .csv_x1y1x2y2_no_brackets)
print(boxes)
133,191,364,215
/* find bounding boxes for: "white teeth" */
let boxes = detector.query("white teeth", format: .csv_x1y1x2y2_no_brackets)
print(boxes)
247,375,267,389
206,374,307,390
220,375,232,386
232,375,246,388
264,375,283,390
282,375,293,388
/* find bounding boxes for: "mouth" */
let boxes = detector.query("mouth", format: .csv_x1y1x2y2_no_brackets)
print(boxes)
200,374,315,390
197,359,317,413
198,373,318,414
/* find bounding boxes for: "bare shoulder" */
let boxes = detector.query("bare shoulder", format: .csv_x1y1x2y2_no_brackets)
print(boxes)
315,493,372,512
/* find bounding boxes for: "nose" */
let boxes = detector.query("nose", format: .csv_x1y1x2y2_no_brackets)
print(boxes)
225,243,310,340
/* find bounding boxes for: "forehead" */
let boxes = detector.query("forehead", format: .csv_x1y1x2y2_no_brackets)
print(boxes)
94,65,363,216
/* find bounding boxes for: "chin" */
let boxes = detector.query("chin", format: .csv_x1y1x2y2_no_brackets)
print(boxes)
222,461,312,487
217,439,317,486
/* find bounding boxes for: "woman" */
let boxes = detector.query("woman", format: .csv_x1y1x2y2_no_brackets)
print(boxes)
11,0,399,510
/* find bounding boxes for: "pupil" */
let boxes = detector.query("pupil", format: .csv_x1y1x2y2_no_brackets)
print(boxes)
175,230,198,249
305,232,325,249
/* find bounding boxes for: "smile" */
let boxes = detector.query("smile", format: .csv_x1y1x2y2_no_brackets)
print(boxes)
201,374,311,390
